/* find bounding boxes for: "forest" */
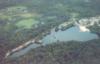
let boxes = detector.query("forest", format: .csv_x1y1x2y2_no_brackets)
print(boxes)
0,0,100,64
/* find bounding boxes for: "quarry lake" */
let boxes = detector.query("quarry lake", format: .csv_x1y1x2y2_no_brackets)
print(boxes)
10,26,98,58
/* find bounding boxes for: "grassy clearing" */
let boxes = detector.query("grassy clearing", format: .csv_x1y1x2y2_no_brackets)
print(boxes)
0,5,40,20
16,18,38,29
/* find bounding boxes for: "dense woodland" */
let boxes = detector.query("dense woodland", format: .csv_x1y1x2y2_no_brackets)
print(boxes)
0,0,100,64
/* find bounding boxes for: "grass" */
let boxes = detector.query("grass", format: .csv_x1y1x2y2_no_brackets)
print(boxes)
16,18,38,29
0,5,40,20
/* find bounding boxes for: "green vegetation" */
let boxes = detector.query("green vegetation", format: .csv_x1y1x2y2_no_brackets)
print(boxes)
7,39,100,64
0,0,100,64
16,18,38,29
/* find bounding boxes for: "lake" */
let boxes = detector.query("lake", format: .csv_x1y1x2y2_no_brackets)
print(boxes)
42,26,98,44
10,26,98,58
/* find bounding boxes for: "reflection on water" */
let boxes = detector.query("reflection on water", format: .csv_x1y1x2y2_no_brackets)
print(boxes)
10,26,98,58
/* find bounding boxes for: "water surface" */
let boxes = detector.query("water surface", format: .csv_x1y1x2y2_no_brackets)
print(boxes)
10,26,98,58
42,26,98,44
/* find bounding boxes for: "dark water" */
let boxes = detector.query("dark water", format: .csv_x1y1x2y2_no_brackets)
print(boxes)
10,26,98,58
